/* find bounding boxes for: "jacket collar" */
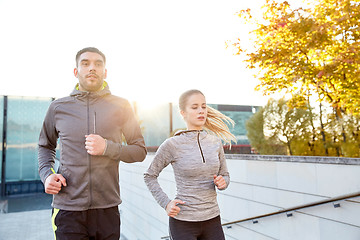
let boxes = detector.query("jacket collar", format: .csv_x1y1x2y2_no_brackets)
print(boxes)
70,81,111,99
174,129,207,139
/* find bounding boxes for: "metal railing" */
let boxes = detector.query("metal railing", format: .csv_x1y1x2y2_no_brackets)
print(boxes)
161,191,360,239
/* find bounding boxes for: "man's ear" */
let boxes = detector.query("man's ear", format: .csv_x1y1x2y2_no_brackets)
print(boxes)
104,69,107,79
74,68,78,77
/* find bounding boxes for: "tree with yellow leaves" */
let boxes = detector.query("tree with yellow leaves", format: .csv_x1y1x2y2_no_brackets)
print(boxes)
238,0,360,156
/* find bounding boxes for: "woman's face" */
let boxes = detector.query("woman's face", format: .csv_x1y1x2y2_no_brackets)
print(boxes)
180,93,207,130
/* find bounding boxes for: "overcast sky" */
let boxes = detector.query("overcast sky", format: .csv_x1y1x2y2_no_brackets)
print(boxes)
0,0,303,107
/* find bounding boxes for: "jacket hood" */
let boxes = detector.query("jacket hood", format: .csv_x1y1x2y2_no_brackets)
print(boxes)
70,81,111,99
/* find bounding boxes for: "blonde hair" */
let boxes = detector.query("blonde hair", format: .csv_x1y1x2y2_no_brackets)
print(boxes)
179,89,237,146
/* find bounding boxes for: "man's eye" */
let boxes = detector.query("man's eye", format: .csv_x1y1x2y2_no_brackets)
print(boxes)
82,62,88,66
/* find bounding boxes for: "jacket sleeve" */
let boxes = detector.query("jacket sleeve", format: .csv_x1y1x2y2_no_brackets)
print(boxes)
38,103,58,184
104,100,146,163
143,140,173,209
218,140,230,190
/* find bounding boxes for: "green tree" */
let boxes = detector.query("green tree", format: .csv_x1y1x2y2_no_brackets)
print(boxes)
326,110,360,157
246,106,288,155
343,114,360,157
246,97,310,155
246,107,277,154
247,97,360,157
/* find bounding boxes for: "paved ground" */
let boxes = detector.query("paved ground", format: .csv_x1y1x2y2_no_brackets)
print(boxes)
0,208,53,240
0,193,53,240
0,193,127,240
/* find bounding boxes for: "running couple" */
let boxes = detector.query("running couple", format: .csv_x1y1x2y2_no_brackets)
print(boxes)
38,47,235,240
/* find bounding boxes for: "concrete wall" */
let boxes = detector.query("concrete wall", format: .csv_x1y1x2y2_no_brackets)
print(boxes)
119,154,360,240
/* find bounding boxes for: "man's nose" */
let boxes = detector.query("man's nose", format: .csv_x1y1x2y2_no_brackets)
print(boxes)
89,64,96,71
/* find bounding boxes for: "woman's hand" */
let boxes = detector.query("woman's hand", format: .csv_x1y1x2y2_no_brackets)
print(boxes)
166,199,185,217
214,175,227,190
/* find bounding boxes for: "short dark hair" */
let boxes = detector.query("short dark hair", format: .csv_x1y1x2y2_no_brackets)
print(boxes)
75,47,106,67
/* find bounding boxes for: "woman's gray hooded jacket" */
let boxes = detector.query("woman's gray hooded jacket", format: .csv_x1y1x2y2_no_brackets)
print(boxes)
144,130,230,221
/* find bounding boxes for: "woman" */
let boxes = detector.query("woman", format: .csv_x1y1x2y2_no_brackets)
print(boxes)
144,89,236,240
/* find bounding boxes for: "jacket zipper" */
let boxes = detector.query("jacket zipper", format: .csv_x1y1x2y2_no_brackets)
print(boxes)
87,94,93,208
197,131,206,163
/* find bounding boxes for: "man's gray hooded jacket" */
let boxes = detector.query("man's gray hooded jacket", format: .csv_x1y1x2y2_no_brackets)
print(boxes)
38,83,146,211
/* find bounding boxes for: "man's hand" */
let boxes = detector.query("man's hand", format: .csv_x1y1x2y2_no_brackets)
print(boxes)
214,175,227,190
85,134,106,155
166,199,185,217
45,173,67,195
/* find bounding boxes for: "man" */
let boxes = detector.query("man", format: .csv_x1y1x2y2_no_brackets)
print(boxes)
38,47,146,240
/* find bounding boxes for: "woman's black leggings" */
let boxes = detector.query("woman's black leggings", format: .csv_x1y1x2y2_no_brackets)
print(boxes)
169,215,225,240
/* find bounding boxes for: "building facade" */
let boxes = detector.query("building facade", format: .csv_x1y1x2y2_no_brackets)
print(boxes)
0,95,258,197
